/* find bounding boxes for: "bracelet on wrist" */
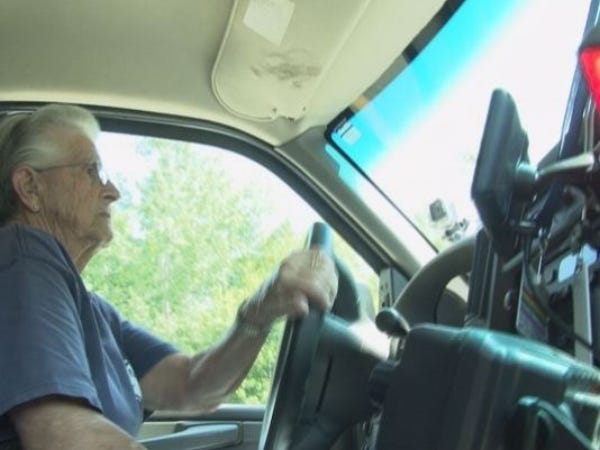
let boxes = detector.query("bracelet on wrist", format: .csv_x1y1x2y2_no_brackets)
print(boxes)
235,300,273,337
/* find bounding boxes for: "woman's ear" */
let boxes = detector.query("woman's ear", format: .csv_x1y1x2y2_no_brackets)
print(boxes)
11,166,42,213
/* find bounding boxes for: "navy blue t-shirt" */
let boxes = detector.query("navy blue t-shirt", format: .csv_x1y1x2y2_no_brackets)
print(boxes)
0,225,178,442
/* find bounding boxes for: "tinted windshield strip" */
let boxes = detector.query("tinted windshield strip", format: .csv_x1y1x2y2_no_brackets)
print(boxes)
351,0,465,106
402,0,464,63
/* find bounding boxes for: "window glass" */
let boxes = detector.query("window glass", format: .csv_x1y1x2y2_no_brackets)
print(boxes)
327,0,589,252
83,132,378,404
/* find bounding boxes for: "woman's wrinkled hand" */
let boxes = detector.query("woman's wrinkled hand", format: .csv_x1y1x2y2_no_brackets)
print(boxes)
241,249,338,327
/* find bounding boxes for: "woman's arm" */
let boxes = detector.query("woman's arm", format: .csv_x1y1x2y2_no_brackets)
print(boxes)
10,396,146,450
139,249,338,411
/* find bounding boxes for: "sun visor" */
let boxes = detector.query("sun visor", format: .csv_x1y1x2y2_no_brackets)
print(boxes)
212,0,371,122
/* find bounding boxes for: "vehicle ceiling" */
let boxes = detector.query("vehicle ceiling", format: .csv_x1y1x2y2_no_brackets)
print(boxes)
0,0,454,277
0,0,445,147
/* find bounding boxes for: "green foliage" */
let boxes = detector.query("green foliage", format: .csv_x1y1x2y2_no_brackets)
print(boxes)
84,137,378,405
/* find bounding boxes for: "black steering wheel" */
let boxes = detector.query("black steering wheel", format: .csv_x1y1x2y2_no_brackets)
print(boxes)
394,234,476,327
258,222,334,450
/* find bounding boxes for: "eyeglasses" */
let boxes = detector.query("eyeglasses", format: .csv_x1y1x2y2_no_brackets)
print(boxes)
35,161,110,186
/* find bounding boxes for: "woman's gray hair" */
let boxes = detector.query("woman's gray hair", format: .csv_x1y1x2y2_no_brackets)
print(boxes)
0,103,100,224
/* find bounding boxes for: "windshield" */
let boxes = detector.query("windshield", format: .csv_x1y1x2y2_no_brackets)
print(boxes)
326,0,590,251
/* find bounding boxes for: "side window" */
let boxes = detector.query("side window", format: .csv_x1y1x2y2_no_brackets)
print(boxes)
83,133,378,405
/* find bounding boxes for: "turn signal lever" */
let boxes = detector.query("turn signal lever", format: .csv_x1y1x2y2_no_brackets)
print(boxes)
375,308,410,338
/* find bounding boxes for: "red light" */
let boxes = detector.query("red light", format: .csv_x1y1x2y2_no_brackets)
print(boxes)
580,47,600,108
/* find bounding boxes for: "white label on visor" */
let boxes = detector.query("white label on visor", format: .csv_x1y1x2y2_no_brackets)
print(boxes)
243,0,295,46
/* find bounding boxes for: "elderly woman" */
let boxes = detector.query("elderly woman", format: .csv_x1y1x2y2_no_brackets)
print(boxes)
0,104,338,449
